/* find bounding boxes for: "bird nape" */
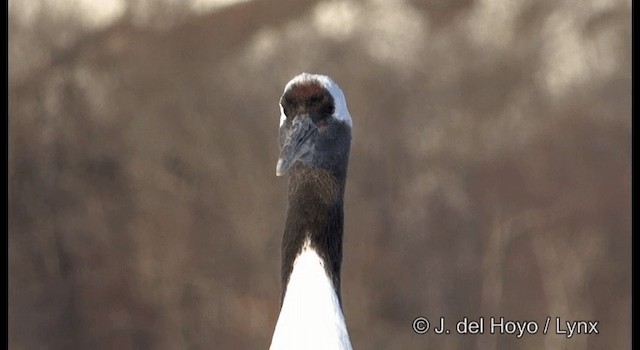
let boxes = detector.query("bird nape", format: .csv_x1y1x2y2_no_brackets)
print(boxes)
270,73,353,350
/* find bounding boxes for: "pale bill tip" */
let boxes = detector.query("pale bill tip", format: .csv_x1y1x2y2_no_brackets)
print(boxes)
276,158,286,177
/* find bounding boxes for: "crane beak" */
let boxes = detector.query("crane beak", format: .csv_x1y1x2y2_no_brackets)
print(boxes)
276,115,317,176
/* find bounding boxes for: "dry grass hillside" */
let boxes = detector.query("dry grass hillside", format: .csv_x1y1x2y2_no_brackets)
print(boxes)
9,0,631,349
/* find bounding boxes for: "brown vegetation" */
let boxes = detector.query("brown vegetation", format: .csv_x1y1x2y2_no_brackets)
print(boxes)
9,0,630,349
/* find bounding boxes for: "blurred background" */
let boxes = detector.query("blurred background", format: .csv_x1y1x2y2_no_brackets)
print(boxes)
8,0,631,349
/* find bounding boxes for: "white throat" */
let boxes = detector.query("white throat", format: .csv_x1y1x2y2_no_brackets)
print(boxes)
270,240,352,350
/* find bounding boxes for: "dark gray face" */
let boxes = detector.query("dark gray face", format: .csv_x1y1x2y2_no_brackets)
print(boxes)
276,81,351,178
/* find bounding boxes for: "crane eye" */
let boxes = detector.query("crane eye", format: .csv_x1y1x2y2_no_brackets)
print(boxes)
314,116,329,128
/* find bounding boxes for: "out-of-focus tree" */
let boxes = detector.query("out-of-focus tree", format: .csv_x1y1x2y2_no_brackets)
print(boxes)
9,0,630,349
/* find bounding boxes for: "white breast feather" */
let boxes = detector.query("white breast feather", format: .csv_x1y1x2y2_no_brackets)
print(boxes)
270,241,352,350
